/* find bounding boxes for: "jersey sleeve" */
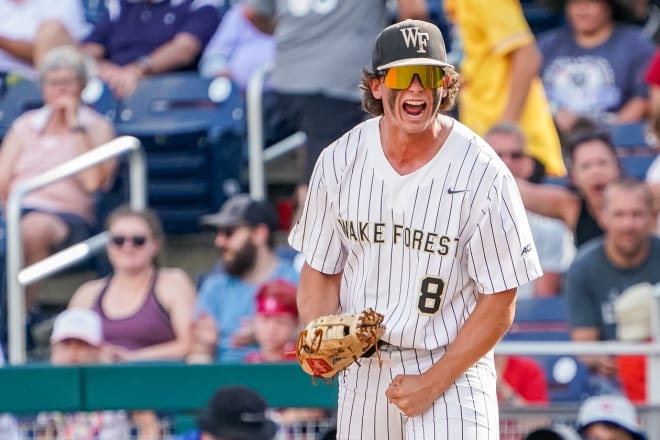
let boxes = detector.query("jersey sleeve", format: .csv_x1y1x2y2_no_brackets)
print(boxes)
466,172,542,294
288,151,347,275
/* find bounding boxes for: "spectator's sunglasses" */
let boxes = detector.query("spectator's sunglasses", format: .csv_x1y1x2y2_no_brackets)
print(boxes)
380,65,446,90
110,235,147,247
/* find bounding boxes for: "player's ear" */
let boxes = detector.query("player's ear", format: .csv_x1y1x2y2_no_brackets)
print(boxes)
370,77,383,99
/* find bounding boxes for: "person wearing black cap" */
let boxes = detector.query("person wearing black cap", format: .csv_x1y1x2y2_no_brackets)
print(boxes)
189,194,299,364
289,19,541,439
177,386,277,440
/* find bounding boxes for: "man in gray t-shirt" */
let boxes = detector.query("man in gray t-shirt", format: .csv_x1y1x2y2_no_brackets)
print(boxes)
244,0,428,185
566,179,660,390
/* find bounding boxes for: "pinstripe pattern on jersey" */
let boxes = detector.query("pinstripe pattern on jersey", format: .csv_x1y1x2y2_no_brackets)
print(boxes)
289,117,541,351
336,346,499,439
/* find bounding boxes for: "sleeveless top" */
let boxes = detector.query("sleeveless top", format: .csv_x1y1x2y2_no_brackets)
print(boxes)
575,197,604,247
92,271,176,350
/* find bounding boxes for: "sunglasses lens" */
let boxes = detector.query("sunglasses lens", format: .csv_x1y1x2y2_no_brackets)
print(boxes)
384,66,445,90
111,236,126,246
132,236,147,246
110,235,147,246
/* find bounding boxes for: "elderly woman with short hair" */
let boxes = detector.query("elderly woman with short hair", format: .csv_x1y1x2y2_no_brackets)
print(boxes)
0,45,116,311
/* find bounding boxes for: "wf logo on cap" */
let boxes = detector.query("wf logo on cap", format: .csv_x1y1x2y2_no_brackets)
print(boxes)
372,19,452,71
400,27,429,54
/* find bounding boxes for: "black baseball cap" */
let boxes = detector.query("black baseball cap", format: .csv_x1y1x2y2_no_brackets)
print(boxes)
199,194,279,233
372,19,453,72
197,386,277,440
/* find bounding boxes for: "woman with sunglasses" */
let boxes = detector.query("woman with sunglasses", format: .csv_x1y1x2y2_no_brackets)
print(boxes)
516,118,622,247
69,205,196,362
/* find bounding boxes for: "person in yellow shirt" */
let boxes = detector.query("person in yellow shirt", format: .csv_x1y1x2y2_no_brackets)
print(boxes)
445,0,566,177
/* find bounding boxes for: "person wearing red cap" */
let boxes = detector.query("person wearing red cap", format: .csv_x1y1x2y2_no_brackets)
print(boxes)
245,279,328,431
245,279,299,363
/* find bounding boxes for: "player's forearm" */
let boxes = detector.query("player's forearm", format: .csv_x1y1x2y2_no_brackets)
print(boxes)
501,43,540,122
297,263,341,325
424,290,517,395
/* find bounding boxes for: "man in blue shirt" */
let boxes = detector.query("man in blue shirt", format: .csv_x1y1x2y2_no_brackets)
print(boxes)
81,0,220,98
189,194,299,364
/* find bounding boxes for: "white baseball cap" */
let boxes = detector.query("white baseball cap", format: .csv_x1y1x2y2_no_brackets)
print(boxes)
577,395,646,440
50,309,103,347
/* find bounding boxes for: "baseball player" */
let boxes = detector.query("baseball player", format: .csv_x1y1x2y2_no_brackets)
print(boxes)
288,20,542,439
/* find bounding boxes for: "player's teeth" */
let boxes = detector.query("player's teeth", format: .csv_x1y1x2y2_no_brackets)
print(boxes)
405,100,424,106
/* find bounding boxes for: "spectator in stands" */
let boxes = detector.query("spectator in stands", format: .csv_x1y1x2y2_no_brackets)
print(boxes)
485,123,575,297
68,205,196,362
199,1,275,92
565,179,660,395
247,278,326,428
540,0,656,135
244,0,428,215
643,48,660,235
245,278,298,363
444,0,566,178
188,194,299,364
0,0,88,93
644,161,660,236
516,118,622,247
577,394,647,440
0,45,116,313
80,0,220,98
36,308,133,439
176,386,277,440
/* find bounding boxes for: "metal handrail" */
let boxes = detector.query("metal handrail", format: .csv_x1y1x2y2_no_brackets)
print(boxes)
6,135,146,364
246,63,306,201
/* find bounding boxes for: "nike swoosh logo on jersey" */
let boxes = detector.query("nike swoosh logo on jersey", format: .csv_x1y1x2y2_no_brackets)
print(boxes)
447,188,469,194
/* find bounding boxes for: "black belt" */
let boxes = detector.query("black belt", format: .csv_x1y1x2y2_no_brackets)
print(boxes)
361,340,391,358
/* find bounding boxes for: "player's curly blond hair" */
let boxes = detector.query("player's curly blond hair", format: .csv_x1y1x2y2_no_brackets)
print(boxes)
359,67,460,116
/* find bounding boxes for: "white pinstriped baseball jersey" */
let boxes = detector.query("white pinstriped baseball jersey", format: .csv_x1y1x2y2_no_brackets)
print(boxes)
289,116,542,350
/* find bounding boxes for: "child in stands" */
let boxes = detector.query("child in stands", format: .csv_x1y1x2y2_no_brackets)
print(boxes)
245,279,299,363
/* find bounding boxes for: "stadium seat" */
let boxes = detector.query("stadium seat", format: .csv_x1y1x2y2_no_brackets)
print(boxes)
506,296,571,341
505,296,591,402
504,296,592,402
0,80,42,140
538,354,591,403
114,72,246,233
620,155,658,180
608,122,654,151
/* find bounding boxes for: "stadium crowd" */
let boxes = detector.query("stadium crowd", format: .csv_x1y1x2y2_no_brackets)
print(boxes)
1,0,660,438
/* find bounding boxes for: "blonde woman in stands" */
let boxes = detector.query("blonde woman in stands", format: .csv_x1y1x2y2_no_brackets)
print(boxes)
0,45,116,313
69,205,196,362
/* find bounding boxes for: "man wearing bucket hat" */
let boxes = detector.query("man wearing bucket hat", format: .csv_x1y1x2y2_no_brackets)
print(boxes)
289,19,541,439
177,386,277,440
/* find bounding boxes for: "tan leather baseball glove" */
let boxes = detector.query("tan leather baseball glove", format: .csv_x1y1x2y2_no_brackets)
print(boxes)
295,308,386,379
